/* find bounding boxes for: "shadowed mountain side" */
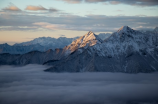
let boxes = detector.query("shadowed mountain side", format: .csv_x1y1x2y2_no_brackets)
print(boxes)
44,47,158,73
0,49,64,65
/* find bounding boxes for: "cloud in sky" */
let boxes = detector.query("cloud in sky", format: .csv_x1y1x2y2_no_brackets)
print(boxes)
60,0,158,6
25,5,58,12
61,0,82,4
60,34,66,37
33,22,65,30
49,8,58,12
0,4,157,32
25,5,47,11
0,65,158,104
0,12,157,32
2,5,21,11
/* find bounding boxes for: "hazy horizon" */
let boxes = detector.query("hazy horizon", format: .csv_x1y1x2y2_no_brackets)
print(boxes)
0,31,112,45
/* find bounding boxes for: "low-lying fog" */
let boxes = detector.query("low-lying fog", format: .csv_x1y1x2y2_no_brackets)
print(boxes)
0,65,158,104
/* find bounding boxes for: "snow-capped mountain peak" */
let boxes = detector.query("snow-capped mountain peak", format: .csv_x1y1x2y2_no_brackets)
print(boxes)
95,25,158,58
118,26,128,31
63,31,103,55
117,26,134,34
81,31,102,43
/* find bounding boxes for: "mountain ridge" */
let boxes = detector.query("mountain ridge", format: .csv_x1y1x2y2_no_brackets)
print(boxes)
0,37,78,54
44,26,158,73
0,26,158,73
0,34,109,54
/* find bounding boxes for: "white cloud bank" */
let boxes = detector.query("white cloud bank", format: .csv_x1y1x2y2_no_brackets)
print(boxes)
0,64,158,104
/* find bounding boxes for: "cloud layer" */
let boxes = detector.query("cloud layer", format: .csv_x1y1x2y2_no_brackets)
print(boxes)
61,0,158,6
0,11,157,32
0,65,158,104
0,4,157,33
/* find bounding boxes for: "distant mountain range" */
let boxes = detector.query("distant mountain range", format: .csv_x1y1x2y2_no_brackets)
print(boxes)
0,26,158,73
0,37,77,54
0,33,110,54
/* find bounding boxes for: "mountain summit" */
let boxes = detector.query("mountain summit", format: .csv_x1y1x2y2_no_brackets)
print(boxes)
64,31,103,54
118,26,129,32
117,26,135,36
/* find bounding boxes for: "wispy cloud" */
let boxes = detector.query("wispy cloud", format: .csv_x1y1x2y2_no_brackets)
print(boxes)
60,34,66,37
1,5,59,13
2,5,21,11
25,5,47,11
33,22,62,30
49,8,58,12
61,0,82,4
25,5,58,12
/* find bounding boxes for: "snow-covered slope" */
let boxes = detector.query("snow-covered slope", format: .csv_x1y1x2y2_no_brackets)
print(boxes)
91,26,157,56
63,31,103,55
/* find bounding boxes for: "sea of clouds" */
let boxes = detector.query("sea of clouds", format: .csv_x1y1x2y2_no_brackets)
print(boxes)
0,64,158,104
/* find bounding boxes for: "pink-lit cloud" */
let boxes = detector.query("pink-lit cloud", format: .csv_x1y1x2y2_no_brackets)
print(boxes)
25,5,58,12
25,5,47,11
2,5,21,11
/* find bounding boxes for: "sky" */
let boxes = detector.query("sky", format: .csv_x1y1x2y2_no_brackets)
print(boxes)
0,64,158,104
0,0,158,44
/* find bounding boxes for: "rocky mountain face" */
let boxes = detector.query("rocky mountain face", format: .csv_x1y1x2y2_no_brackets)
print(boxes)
45,26,158,73
62,31,103,55
0,37,78,54
0,26,158,73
